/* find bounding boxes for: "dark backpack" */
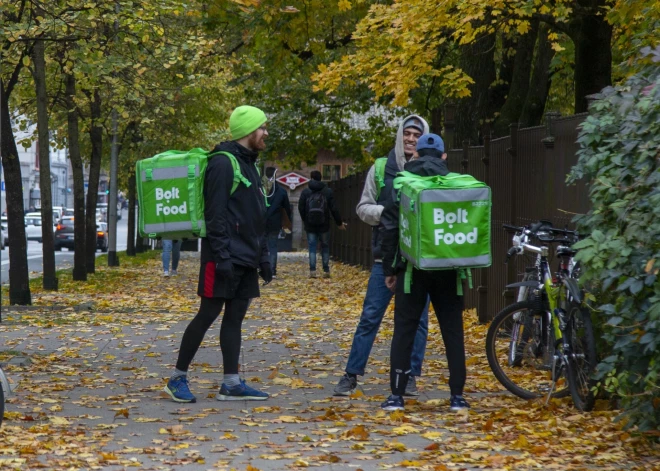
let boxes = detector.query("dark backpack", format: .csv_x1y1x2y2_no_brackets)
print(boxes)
306,191,327,226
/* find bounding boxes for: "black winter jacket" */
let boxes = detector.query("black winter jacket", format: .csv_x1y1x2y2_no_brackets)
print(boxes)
298,180,343,233
201,141,268,269
380,156,450,276
265,185,292,233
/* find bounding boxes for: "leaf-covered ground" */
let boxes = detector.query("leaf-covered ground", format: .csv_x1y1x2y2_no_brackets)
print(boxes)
0,251,657,470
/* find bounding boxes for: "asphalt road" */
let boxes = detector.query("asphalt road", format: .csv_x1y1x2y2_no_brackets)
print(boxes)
0,210,129,285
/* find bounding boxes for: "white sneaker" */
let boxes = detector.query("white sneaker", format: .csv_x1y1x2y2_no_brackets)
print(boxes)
163,271,170,277
171,270,178,276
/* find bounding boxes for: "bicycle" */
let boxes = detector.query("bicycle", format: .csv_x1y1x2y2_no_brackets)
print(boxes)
485,222,597,411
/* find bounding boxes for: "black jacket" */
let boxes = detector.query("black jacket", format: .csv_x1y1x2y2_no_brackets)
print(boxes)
298,179,343,233
201,141,268,269
380,156,450,276
265,185,292,233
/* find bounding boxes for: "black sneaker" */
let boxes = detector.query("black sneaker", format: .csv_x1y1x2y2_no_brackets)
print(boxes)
450,395,470,412
404,376,419,396
381,394,404,411
333,374,357,396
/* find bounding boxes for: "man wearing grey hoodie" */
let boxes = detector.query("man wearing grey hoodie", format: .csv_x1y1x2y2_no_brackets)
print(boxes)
333,115,431,397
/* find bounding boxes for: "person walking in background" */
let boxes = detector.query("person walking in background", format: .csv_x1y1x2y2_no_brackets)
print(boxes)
333,115,431,397
164,105,273,404
162,239,182,277
263,167,292,279
298,170,346,278
379,133,469,413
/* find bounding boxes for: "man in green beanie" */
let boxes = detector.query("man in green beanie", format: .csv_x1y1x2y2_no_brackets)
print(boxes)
165,105,272,403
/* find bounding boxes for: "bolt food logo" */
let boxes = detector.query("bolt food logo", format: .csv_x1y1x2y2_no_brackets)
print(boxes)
155,187,187,216
433,208,478,245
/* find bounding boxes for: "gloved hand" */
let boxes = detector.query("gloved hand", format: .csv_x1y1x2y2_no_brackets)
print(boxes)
215,259,234,279
259,262,273,285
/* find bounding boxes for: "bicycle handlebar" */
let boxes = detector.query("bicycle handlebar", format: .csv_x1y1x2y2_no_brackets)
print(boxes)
502,223,579,238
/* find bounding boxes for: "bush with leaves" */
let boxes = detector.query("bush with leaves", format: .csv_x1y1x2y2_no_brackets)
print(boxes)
568,46,660,433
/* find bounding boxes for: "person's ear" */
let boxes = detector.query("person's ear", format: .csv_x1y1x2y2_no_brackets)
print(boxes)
442,153,448,160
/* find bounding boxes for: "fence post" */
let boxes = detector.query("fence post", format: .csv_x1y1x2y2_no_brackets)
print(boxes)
504,123,519,305
461,139,469,174
478,132,491,323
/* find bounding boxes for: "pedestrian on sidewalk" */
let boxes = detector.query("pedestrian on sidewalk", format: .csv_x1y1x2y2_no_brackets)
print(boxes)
263,167,292,279
162,239,182,277
379,133,469,413
298,170,346,278
333,115,430,398
164,105,273,404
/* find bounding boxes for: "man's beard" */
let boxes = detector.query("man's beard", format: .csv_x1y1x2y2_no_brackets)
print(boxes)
248,133,266,151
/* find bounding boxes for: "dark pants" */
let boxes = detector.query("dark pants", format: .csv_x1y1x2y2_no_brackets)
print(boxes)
390,268,465,397
306,231,330,272
175,296,250,374
266,231,279,275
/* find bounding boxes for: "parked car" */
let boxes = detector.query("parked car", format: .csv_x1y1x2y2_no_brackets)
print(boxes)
63,208,75,217
54,217,108,252
2,215,28,247
24,213,44,243
53,216,75,251
1,216,7,249
96,222,109,252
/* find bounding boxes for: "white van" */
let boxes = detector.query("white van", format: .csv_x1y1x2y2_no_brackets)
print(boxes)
52,206,64,223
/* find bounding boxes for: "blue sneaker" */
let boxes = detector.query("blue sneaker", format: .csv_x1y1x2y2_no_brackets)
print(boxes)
381,394,404,411
216,380,269,401
450,395,470,412
164,375,196,403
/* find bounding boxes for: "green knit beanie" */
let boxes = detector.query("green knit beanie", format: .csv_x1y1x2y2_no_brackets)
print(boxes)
229,105,267,140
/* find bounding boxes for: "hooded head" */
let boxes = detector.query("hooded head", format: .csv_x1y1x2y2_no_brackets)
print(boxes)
394,114,430,171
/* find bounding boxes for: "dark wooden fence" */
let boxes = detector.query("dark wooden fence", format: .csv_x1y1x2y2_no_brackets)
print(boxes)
328,114,590,322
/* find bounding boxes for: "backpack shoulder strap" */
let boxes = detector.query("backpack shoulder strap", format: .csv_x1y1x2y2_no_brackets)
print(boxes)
374,157,388,199
210,151,251,195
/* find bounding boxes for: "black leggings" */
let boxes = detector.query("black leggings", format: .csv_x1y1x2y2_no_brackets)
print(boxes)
390,268,465,396
175,296,250,374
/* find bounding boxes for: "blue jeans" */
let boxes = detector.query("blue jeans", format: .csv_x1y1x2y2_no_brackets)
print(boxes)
267,231,279,274
307,231,330,272
346,262,429,377
162,239,182,272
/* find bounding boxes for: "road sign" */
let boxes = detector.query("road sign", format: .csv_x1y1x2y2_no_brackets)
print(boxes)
276,172,310,190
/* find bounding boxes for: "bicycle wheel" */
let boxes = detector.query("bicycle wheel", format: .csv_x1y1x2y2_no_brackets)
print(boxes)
564,302,597,411
487,301,569,399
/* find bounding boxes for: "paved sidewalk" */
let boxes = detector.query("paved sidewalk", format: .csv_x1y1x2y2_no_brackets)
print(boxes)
0,252,656,470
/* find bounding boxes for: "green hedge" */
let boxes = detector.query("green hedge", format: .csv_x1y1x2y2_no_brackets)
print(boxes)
568,47,660,433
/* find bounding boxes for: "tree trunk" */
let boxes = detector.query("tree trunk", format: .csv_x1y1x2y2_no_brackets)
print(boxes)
65,73,87,281
32,38,57,290
86,91,103,273
490,33,517,113
455,31,497,146
570,3,612,113
0,80,31,305
494,19,539,136
520,23,555,127
126,171,136,256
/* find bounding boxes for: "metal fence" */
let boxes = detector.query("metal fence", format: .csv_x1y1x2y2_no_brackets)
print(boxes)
328,114,590,322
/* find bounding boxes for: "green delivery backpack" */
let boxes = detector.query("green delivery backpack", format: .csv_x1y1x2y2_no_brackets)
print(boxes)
136,148,251,239
393,171,492,294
